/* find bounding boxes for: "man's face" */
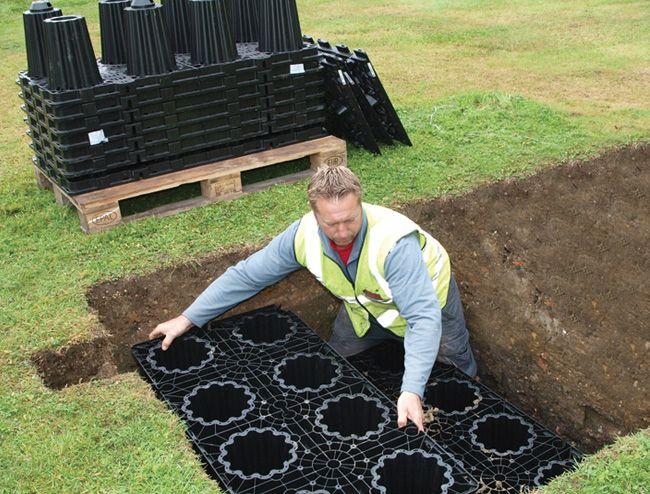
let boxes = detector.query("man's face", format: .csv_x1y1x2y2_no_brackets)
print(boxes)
313,193,363,247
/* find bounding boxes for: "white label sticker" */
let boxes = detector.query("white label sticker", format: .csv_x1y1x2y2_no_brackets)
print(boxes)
88,129,108,146
290,63,305,75
367,63,377,78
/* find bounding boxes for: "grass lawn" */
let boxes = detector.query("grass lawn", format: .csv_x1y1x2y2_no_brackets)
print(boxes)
0,0,648,492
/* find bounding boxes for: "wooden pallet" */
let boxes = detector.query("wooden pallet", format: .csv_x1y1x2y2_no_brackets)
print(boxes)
35,136,347,233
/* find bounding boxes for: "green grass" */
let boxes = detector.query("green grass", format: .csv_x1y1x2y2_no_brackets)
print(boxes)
0,0,648,492
534,429,650,493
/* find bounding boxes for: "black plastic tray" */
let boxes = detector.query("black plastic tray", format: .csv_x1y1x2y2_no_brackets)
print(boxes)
132,306,479,494
349,341,583,492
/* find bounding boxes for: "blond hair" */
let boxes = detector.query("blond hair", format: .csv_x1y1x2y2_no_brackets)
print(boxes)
307,166,362,209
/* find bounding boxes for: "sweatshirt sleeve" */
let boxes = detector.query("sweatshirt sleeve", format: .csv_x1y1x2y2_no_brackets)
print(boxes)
182,220,302,327
384,232,442,398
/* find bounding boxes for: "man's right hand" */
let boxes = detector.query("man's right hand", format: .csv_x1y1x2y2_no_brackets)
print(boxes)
148,315,194,350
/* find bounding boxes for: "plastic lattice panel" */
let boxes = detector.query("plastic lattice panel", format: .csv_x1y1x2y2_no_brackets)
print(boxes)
348,342,584,493
132,306,479,493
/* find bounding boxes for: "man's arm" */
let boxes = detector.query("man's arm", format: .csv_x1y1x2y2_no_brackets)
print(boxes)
150,221,302,348
384,232,442,430
183,220,302,326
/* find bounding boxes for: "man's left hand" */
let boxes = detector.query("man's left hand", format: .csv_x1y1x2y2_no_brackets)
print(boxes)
397,391,424,432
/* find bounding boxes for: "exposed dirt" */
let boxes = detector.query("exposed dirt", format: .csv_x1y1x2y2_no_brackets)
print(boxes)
32,143,649,452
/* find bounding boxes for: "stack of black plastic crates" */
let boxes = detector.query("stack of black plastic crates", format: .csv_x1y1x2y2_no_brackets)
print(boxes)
304,36,412,155
19,0,327,195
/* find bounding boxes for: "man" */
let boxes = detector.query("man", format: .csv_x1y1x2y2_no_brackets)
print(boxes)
149,166,476,431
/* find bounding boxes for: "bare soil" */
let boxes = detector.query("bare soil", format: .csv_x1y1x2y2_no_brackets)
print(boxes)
32,143,649,452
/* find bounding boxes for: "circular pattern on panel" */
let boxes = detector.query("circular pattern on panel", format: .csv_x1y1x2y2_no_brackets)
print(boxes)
301,444,363,487
534,459,576,486
470,459,523,493
219,427,298,480
232,311,297,346
273,353,342,393
422,412,463,444
257,392,313,426
371,449,454,494
297,441,375,492
218,344,273,381
469,413,536,456
315,394,390,441
424,378,482,416
181,381,255,427
146,335,215,374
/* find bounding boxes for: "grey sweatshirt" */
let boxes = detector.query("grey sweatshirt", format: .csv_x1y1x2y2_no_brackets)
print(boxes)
183,207,442,398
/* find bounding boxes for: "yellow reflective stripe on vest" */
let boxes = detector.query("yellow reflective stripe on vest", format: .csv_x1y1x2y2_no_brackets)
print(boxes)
367,225,396,302
301,213,324,281
376,308,400,328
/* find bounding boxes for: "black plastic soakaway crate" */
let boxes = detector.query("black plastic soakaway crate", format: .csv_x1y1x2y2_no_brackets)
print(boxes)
132,306,479,494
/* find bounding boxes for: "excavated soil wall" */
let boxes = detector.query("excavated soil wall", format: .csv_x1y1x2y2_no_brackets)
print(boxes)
33,144,649,452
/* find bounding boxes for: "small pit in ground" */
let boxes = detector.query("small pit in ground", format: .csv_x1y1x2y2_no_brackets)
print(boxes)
31,144,649,451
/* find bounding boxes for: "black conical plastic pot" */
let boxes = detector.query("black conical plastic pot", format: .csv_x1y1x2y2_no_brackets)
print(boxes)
43,15,102,90
188,0,237,65
124,0,176,76
231,0,258,42
23,1,63,78
162,0,191,53
99,0,130,64
258,0,302,53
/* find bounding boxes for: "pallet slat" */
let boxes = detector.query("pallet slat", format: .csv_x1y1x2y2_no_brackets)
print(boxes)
35,135,347,233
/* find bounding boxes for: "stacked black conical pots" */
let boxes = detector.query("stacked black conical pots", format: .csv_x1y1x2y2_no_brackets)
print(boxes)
258,0,302,53
188,0,237,65
162,0,191,53
23,1,62,79
124,0,176,76
43,15,102,89
231,0,258,42
99,0,130,64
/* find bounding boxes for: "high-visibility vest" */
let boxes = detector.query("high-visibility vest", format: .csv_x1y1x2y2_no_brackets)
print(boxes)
294,203,451,337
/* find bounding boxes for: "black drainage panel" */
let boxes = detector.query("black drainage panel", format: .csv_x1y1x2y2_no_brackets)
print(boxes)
133,306,479,493
349,341,583,493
